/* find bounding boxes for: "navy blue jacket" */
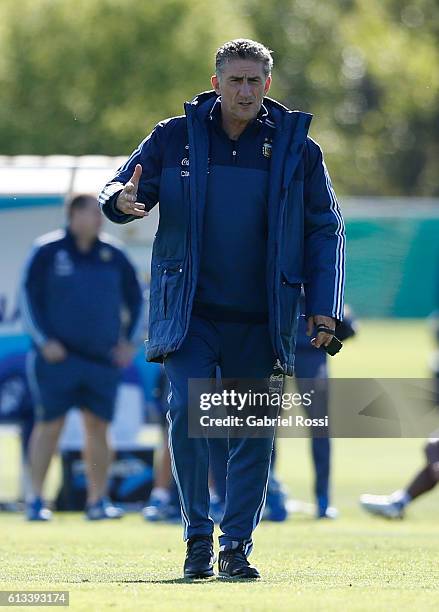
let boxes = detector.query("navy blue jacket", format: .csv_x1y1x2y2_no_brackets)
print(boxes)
21,228,143,364
99,91,345,375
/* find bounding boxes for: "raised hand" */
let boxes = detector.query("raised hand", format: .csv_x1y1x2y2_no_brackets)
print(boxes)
116,164,148,217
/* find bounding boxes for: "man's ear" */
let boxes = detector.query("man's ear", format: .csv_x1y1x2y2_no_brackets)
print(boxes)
211,74,221,94
264,75,272,95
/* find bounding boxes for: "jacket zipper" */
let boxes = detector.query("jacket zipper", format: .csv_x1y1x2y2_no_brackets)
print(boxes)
274,188,289,371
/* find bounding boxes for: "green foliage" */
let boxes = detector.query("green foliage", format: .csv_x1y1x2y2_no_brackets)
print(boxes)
0,0,250,155
245,0,439,195
0,0,438,195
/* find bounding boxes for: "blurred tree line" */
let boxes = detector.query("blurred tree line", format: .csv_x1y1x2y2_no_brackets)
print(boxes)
0,0,438,196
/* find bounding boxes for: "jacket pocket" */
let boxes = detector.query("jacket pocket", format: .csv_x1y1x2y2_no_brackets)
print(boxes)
281,272,306,286
158,261,183,320
279,272,302,337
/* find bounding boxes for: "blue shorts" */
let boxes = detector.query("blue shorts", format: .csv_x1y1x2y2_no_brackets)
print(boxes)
27,351,120,423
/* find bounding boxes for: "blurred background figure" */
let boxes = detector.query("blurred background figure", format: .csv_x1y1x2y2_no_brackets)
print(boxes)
360,310,439,519
21,194,143,520
360,435,439,519
291,299,357,519
0,353,34,511
142,367,180,523
248,299,358,522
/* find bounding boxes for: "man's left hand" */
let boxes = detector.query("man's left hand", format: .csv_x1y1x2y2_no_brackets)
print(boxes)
306,315,336,349
111,340,136,368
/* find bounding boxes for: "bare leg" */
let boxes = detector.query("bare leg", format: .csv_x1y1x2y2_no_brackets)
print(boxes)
28,417,65,500
377,441,439,511
154,428,173,490
406,466,437,500
147,428,173,506
361,441,439,518
82,409,110,505
404,439,439,501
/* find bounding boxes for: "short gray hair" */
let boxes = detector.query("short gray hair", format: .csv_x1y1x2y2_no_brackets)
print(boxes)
215,39,273,79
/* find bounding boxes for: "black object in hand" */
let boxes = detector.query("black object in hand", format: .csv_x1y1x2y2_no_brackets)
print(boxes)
315,324,343,356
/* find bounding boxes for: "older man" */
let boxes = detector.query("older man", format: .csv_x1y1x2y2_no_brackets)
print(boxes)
100,39,345,579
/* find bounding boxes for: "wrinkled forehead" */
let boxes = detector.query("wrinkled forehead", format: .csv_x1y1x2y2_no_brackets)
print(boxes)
218,58,267,79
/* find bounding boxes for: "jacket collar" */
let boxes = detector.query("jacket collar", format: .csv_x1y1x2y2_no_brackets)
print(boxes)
186,89,312,132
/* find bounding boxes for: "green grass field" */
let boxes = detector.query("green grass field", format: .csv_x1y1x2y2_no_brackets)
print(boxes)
1,320,438,611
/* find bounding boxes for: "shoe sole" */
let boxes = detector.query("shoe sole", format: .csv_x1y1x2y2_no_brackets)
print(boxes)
360,503,403,519
184,569,214,579
218,571,260,580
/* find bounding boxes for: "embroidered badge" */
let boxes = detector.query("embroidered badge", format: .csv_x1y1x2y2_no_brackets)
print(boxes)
262,139,272,159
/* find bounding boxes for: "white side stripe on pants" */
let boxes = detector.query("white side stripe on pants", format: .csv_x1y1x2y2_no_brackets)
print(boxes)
166,394,190,538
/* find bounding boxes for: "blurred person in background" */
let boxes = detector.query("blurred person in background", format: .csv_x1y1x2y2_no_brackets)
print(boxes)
360,435,439,519
21,194,143,521
100,39,345,580
293,300,357,519
360,312,439,519
142,366,181,523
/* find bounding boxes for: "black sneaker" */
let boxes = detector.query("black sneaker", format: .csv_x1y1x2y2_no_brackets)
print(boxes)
218,545,260,579
183,535,215,579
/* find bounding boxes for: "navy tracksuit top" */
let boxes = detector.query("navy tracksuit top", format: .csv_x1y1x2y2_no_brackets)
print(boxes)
99,90,346,375
194,99,273,320
21,228,143,363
